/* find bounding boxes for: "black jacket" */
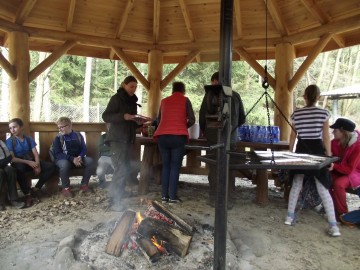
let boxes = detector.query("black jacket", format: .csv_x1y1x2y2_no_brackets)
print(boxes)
102,87,139,144
199,90,245,144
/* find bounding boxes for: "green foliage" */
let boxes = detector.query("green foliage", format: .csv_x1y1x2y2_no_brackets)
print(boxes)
25,45,360,124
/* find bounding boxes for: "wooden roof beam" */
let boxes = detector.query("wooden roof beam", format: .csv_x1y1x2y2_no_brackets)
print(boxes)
234,46,276,90
112,46,150,90
0,15,358,55
179,0,195,41
300,0,331,24
0,50,16,80
115,0,134,38
153,0,160,43
29,40,78,82
265,0,288,36
160,49,200,90
15,0,38,25
234,0,243,37
66,0,76,31
289,33,332,91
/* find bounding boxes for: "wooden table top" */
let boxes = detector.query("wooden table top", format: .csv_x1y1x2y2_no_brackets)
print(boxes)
136,135,289,150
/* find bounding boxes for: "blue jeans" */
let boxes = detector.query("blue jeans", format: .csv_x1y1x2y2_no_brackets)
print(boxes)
56,157,95,188
158,135,186,199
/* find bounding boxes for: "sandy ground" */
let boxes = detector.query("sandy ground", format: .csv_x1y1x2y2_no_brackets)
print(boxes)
0,174,359,270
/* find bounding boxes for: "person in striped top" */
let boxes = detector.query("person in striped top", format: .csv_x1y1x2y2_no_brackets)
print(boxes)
285,84,340,237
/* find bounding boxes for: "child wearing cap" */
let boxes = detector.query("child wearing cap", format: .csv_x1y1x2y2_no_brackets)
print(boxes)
329,118,360,217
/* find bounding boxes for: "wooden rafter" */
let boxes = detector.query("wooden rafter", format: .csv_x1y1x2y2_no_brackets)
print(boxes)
160,50,200,90
66,0,76,31
0,51,16,80
0,14,359,56
300,0,331,24
179,0,194,41
234,47,276,90
29,40,78,82
112,46,150,90
289,33,332,91
265,0,287,36
153,0,160,43
115,0,134,39
234,0,242,38
15,0,38,25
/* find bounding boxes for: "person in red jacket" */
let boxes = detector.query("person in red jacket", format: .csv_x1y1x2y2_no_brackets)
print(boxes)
153,82,195,204
329,118,360,216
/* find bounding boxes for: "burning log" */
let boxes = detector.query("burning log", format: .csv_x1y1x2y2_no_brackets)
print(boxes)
137,217,192,258
105,210,136,256
152,200,195,234
131,234,161,263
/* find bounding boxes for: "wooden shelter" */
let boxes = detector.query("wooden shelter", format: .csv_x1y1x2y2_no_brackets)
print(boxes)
0,0,360,139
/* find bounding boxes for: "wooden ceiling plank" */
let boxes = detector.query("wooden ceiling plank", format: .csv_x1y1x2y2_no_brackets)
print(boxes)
289,33,332,91
15,0,38,25
234,46,276,90
179,0,195,41
112,46,150,90
234,0,242,38
265,0,288,36
153,0,160,43
66,0,76,31
300,0,331,24
29,40,78,82
115,0,134,39
160,49,200,89
0,50,16,80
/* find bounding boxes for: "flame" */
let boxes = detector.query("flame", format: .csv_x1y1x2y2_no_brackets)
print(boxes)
136,212,144,223
151,235,166,254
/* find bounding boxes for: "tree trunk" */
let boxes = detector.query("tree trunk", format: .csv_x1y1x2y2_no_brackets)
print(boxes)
316,51,329,86
34,52,49,121
83,57,92,122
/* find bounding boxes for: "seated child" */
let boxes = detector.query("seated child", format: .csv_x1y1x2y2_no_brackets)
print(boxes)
6,118,56,207
52,117,95,197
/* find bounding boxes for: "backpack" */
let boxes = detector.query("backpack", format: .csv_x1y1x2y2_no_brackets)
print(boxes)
0,140,12,169
49,132,82,162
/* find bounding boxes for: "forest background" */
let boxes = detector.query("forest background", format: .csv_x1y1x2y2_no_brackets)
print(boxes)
0,45,359,126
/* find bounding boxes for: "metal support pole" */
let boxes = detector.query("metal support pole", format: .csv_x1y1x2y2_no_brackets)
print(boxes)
214,0,233,269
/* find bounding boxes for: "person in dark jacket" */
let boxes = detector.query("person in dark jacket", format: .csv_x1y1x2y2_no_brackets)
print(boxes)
199,72,246,208
102,75,150,203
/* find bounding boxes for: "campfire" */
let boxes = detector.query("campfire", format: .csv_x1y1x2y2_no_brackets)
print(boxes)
105,200,194,263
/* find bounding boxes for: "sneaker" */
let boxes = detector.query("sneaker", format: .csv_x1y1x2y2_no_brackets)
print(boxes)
79,185,89,195
10,200,25,209
284,216,294,225
62,188,73,198
98,181,106,189
328,226,341,237
161,197,169,204
169,197,182,204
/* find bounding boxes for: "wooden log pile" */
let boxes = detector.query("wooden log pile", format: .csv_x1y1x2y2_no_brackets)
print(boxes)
105,200,194,263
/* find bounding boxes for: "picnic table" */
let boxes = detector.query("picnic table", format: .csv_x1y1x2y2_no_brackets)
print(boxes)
135,135,289,205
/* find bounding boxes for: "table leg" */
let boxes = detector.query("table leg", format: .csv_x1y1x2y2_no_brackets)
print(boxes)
255,169,268,206
138,145,153,195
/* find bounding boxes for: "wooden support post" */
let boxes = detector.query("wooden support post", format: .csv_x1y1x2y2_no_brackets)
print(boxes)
274,43,294,142
8,31,31,133
147,50,163,118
